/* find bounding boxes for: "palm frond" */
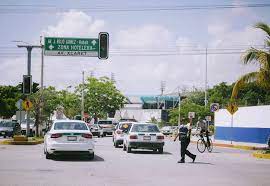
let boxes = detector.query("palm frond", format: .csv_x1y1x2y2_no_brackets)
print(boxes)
231,72,258,100
255,22,270,37
242,48,270,68
258,70,270,89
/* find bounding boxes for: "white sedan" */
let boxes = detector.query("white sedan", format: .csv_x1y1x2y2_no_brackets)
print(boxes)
44,120,95,160
123,123,165,153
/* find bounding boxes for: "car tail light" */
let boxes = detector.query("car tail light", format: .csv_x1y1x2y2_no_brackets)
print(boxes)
157,135,164,140
116,130,122,134
51,133,62,138
82,133,92,139
129,135,138,139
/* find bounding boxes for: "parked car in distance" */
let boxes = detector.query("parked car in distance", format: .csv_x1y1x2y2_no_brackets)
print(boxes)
160,126,173,135
123,123,165,154
97,120,114,136
0,120,17,138
113,122,134,148
90,124,104,138
44,120,95,160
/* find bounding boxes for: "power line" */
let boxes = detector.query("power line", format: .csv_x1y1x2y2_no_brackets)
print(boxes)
0,3,269,14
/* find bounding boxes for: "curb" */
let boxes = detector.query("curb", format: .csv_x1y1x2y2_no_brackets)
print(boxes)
253,152,270,159
190,140,268,151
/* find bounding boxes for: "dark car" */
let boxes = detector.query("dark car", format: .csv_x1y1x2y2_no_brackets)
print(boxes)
0,120,17,138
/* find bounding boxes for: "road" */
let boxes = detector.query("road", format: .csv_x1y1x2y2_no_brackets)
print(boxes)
0,136,269,186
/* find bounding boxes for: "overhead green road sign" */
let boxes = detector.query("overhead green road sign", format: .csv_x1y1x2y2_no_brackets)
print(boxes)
44,37,99,57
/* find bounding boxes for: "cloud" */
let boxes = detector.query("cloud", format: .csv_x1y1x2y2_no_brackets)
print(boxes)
114,25,171,49
0,8,267,96
42,10,105,37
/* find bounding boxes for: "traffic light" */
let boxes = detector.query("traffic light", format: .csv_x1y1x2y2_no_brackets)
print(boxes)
98,32,109,59
32,82,39,93
23,75,32,95
17,82,23,93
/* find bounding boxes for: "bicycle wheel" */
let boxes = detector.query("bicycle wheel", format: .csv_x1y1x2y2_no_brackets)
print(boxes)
207,138,213,152
197,138,206,153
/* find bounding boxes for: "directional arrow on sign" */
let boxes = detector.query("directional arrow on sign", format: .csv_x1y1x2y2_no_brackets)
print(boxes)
49,44,54,50
91,40,97,46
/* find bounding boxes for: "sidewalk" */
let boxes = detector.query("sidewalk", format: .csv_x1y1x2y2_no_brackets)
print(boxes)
190,135,269,150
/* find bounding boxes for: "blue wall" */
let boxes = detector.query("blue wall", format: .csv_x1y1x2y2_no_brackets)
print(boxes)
215,126,270,144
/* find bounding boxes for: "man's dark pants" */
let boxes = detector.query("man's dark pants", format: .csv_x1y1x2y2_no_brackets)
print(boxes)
180,138,196,162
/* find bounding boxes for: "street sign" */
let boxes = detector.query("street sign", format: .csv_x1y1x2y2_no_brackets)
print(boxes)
23,100,33,111
188,112,195,119
205,116,211,122
16,111,26,121
227,103,238,115
16,99,23,110
44,37,99,57
210,103,219,112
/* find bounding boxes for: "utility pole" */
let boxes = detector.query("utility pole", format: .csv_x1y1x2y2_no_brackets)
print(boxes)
178,87,181,125
81,70,85,121
161,81,166,95
111,72,116,83
17,44,41,137
40,36,44,136
204,47,208,108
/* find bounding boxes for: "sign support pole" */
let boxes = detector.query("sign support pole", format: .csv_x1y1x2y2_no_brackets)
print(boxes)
231,114,234,144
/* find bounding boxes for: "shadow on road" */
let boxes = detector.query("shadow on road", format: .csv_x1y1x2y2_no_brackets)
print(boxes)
188,161,214,165
209,151,221,154
51,154,105,162
131,150,172,155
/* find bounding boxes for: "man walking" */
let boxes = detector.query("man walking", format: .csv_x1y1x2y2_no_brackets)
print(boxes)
174,120,196,163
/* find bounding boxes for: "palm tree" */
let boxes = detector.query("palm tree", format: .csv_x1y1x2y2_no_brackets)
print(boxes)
231,22,270,100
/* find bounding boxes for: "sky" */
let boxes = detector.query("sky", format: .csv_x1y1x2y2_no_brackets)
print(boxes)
0,0,269,95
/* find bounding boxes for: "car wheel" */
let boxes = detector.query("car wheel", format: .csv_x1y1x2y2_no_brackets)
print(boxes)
158,148,163,154
98,135,100,138
88,153,94,160
153,149,158,153
127,145,132,153
103,133,106,137
3,134,6,138
45,152,52,159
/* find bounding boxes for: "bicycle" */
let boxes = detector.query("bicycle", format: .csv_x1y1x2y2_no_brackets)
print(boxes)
196,133,213,153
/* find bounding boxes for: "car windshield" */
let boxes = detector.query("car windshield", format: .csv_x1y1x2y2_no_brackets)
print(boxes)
131,124,160,133
54,122,88,130
98,120,113,125
162,126,171,130
1,121,16,127
119,123,132,133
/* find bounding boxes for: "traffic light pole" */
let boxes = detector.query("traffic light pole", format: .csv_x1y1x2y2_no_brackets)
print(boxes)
17,44,41,137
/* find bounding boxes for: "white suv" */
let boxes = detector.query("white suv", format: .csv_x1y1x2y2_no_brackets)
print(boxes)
123,123,165,154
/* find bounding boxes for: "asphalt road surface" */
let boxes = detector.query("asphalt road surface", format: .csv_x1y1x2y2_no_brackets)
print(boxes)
0,137,269,186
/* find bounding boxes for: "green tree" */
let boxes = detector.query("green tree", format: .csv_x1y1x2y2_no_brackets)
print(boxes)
208,82,233,108
30,86,61,136
169,99,212,125
80,77,126,120
57,90,80,119
231,22,270,100
0,85,21,118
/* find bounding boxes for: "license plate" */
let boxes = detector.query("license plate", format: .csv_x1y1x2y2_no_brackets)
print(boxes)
67,136,77,141
143,136,151,141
